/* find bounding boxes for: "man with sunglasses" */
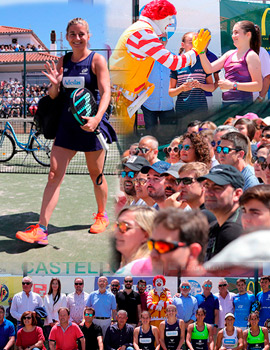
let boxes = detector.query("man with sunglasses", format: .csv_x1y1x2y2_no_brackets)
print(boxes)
133,172,155,207
116,276,141,328
80,307,103,350
137,280,148,312
67,278,89,325
110,279,120,296
10,276,43,325
212,125,238,162
213,279,235,329
195,280,219,333
261,126,270,146
149,208,209,276
172,281,198,330
137,136,160,165
198,164,245,261
141,161,171,210
86,276,117,336
218,132,259,190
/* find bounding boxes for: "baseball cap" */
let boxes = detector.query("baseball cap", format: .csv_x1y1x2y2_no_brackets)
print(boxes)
161,163,183,178
263,117,270,126
235,112,259,120
124,156,150,171
197,164,245,189
141,160,171,174
225,313,235,319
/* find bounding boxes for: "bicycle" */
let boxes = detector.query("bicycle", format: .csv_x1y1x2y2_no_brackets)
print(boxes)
0,120,52,166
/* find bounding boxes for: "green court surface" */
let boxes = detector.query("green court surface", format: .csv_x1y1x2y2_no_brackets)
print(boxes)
0,173,118,276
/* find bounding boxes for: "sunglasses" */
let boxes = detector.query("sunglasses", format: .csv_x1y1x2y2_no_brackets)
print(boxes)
262,134,270,139
147,238,187,254
216,146,241,154
111,284,119,287
261,162,270,171
125,280,133,283
167,146,180,154
219,284,227,287
121,171,135,179
181,286,190,289
85,313,93,317
23,316,32,320
115,221,132,234
204,284,212,288
133,178,147,186
176,177,196,185
159,36,167,42
22,282,31,285
136,147,151,154
211,140,221,148
75,283,83,285
251,156,266,164
178,144,193,151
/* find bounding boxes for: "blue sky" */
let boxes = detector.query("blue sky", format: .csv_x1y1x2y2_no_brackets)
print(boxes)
0,1,106,50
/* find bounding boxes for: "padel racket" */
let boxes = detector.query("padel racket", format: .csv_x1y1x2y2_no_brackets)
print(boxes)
70,88,109,151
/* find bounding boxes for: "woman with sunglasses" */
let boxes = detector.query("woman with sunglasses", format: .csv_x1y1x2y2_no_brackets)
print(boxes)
133,311,160,350
200,20,262,106
261,152,270,184
186,308,214,350
253,145,269,183
243,312,269,350
215,313,243,350
114,206,156,269
43,278,67,339
16,311,46,350
164,137,183,165
179,132,211,167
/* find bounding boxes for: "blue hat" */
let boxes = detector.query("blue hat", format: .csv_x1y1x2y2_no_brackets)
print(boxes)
141,161,171,174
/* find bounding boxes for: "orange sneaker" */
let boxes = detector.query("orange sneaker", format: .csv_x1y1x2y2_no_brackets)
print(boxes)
16,224,48,245
89,212,109,234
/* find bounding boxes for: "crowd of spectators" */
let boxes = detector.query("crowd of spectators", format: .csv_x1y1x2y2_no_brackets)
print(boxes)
0,79,49,118
115,112,270,275
0,43,43,52
1,275,270,350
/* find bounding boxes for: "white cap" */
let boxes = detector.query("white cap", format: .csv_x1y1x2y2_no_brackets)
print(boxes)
263,117,270,126
225,313,235,319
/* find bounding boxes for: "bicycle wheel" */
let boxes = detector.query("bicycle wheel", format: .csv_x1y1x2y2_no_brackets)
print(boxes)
0,130,16,162
30,133,52,167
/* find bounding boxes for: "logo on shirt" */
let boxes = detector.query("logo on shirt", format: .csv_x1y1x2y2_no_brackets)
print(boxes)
64,68,69,72
63,76,85,88
80,68,88,74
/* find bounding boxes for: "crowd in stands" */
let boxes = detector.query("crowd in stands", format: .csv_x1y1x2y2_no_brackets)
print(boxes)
0,43,43,52
115,113,270,275
0,79,49,118
1,275,270,350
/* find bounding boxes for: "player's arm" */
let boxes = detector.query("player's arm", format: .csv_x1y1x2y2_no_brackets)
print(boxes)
262,327,269,350
177,319,185,350
159,321,167,350
235,328,244,350
42,57,64,99
208,325,214,350
243,330,248,350
152,326,160,350
186,323,195,350
133,327,140,350
215,329,223,350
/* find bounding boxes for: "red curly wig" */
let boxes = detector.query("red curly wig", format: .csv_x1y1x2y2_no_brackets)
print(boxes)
153,275,166,286
141,0,177,20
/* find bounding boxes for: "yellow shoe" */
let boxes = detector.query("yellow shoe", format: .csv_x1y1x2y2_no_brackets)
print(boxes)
89,212,109,234
16,224,48,245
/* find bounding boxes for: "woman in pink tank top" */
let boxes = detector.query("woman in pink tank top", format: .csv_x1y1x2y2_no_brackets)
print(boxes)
199,21,262,105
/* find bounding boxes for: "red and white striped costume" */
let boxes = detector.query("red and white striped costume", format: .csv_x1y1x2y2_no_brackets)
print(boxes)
146,287,172,327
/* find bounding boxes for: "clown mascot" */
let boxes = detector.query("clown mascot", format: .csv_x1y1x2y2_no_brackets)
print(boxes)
146,275,172,327
109,0,210,134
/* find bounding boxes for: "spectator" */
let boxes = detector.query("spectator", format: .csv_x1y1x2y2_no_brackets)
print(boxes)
133,172,155,206
173,281,198,329
66,278,89,325
212,125,238,162
137,136,160,165
104,310,134,350
261,126,270,147
164,137,182,165
116,276,141,327
10,276,43,325
49,307,85,350
186,119,201,133
16,311,46,350
198,164,245,261
195,280,219,333
234,118,256,142
44,278,67,339
110,279,120,296
233,279,255,329
261,150,270,184
79,307,103,350
137,280,148,312
86,276,117,336
214,279,235,329
0,305,15,350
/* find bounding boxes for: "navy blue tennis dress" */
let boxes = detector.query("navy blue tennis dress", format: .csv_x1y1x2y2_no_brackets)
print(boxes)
54,51,117,151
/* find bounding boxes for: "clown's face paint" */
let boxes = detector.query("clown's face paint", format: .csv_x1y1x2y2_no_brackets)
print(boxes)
155,16,173,33
155,278,164,292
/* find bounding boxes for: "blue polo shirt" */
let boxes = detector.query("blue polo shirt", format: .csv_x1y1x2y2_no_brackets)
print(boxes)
0,318,15,350
256,290,270,326
173,294,198,322
86,290,116,318
233,293,255,327
195,293,219,324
